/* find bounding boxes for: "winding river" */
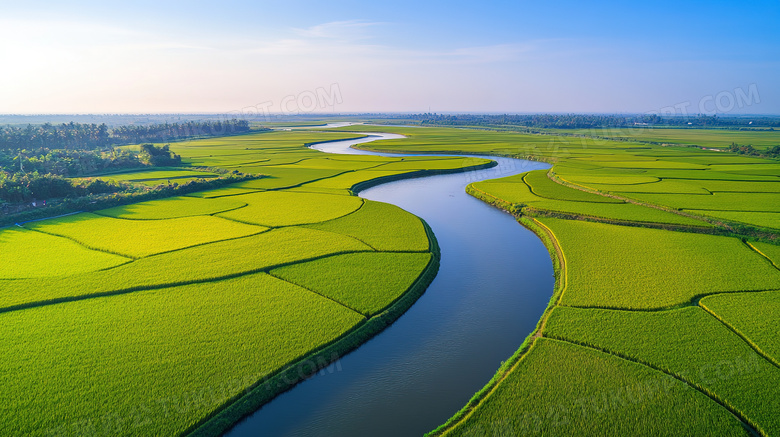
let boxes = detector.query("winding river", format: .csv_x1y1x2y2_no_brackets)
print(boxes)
225,132,554,436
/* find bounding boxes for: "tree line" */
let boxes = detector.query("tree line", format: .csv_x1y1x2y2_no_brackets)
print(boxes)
0,118,250,204
728,143,780,158
1,144,180,178
399,113,780,129
0,173,129,203
1,171,258,227
0,144,182,203
0,119,254,151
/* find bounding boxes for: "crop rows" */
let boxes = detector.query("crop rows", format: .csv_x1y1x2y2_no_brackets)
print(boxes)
25,213,265,258
538,217,780,309
343,125,780,436
443,338,749,436
1,128,492,435
545,306,780,436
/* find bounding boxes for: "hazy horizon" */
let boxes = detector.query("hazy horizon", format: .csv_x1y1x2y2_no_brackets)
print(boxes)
2,1,778,115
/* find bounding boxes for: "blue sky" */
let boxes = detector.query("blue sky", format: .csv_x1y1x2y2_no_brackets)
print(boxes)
1,0,778,114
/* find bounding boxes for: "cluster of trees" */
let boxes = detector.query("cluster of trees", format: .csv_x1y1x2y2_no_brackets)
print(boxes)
0,123,109,150
139,144,181,166
0,118,261,215
110,119,253,145
1,171,258,226
727,142,780,158
401,113,780,129
0,144,182,203
0,119,254,151
0,148,141,177
0,173,130,203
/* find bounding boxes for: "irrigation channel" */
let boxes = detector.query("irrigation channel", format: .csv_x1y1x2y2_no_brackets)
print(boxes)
225,132,554,436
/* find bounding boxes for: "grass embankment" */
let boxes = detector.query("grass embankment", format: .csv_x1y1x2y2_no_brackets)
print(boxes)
349,124,779,232
1,274,364,437
545,306,780,436
700,291,780,366
25,213,264,258
571,126,780,151
335,124,779,436
442,338,752,437
0,129,497,436
0,227,130,279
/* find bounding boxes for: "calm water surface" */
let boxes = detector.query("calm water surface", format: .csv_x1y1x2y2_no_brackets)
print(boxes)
225,133,553,436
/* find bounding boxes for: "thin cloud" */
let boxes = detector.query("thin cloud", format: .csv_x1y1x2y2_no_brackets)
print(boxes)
292,20,383,40
241,22,552,66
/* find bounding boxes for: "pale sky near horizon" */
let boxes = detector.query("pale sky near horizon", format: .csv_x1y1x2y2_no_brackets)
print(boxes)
1,0,778,115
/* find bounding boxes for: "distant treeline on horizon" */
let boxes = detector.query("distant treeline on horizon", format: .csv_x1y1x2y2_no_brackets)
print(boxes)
398,113,780,129
3,113,780,134
0,119,253,151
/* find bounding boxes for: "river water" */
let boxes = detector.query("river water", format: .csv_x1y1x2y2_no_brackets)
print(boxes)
225,133,553,436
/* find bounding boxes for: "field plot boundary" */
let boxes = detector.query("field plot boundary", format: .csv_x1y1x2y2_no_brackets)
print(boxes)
744,242,780,271
427,216,567,436
551,171,716,226
699,294,780,370
23,215,269,260
349,160,498,194
0,248,379,316
431,168,777,436
266,270,368,315
185,220,441,437
539,335,763,436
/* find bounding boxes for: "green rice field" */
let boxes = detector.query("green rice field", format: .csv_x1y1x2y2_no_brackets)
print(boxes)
538,217,780,309
572,127,780,151
441,338,750,436
0,226,130,279
342,124,780,437
3,124,779,436
700,291,780,365
545,306,780,436
95,168,221,187
0,273,364,436
0,128,489,435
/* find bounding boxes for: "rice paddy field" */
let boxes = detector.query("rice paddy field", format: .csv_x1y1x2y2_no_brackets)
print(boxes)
0,129,490,436
341,125,780,436
3,124,779,436
95,168,221,186
442,338,751,437
571,127,780,151
544,306,780,436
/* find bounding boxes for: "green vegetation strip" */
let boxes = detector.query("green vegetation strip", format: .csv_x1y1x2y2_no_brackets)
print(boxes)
96,196,248,220
700,291,780,367
427,216,567,436
271,252,433,316
187,221,441,437
539,218,780,309
25,213,265,258
0,227,130,279
437,338,750,437
545,306,780,436
0,273,364,436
